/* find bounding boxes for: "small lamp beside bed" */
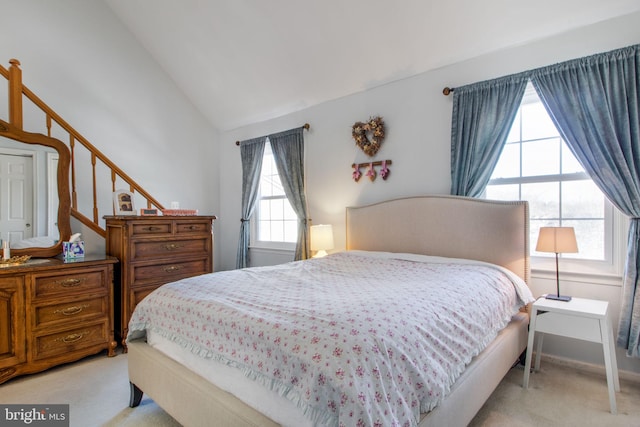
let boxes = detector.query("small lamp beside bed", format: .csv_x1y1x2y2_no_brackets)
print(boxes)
536,226,578,302
310,224,334,257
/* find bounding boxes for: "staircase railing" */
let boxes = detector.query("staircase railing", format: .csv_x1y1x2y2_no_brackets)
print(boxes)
1,59,164,237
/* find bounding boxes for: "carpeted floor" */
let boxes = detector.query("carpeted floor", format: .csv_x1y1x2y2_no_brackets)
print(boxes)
0,350,638,426
470,360,640,427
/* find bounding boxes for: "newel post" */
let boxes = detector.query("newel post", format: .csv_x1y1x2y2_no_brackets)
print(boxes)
8,58,23,129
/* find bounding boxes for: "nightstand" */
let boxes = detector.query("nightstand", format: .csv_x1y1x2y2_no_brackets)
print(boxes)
523,296,620,414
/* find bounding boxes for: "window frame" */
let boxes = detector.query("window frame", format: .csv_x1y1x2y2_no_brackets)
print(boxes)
249,140,296,252
485,82,626,278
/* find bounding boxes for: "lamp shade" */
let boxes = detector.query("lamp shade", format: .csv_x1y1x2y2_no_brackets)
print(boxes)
310,224,334,254
536,227,578,254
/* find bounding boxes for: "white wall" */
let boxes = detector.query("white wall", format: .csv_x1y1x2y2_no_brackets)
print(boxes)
0,0,220,258
219,13,640,374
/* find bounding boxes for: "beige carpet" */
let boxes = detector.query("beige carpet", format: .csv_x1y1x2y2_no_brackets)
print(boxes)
1,351,638,427
470,360,640,427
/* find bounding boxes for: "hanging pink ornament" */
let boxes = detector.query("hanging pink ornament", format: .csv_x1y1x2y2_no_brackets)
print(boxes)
380,160,390,180
366,163,376,182
352,164,362,182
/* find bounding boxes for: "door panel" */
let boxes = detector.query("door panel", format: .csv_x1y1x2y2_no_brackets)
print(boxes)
0,153,33,243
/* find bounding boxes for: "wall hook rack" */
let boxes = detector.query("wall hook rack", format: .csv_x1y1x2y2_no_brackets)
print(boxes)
352,160,391,182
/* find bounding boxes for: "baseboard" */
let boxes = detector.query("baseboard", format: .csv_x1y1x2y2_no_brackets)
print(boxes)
537,352,640,385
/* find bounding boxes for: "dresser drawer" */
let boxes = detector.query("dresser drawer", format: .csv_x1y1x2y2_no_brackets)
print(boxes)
32,296,109,329
127,284,163,317
33,269,108,299
32,322,109,360
175,220,211,235
131,238,211,260
131,258,210,287
131,221,172,237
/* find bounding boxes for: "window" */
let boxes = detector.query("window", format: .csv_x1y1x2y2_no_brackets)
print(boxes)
251,140,297,250
485,83,623,274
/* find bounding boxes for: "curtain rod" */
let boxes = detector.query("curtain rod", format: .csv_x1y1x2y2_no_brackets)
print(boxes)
235,123,310,146
442,87,455,96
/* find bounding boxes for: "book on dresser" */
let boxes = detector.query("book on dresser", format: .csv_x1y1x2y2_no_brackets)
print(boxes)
104,215,216,350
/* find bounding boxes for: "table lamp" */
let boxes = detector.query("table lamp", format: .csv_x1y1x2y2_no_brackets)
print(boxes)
310,224,334,258
535,226,578,302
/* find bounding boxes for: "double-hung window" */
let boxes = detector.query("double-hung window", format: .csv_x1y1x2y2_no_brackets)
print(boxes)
251,139,297,250
485,83,624,275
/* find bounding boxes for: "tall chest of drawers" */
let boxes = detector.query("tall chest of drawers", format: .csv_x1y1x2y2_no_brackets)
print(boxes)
105,215,216,349
0,256,117,385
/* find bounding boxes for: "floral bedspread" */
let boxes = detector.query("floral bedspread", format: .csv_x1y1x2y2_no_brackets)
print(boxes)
128,251,534,427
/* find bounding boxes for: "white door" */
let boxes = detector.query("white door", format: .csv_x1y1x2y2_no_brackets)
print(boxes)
0,153,34,244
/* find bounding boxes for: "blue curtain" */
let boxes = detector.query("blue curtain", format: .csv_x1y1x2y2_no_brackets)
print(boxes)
269,127,310,260
236,137,266,269
450,74,528,196
530,44,640,357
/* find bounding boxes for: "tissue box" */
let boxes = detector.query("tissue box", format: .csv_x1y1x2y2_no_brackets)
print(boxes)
63,241,85,259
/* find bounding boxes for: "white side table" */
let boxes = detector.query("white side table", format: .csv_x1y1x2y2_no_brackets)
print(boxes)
522,296,620,414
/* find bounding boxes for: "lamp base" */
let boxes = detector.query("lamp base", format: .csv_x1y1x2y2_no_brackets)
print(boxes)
545,294,572,302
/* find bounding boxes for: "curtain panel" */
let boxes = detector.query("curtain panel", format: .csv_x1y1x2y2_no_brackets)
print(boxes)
269,127,311,261
450,43,640,356
236,137,266,269
450,74,528,197
530,44,640,357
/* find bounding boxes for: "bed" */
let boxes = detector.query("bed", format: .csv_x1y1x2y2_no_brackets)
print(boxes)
127,195,533,427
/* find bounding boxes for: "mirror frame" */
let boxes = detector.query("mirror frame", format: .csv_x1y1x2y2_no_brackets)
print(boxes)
0,118,71,257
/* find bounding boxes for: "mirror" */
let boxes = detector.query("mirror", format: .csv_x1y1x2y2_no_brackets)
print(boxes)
0,118,71,257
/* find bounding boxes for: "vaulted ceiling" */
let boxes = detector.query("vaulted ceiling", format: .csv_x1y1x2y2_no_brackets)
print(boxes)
105,0,640,131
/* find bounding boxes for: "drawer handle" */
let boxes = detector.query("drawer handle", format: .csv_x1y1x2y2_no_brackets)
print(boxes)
163,265,183,273
54,304,89,316
163,243,184,251
55,278,87,287
186,225,199,230
143,226,162,231
58,332,88,344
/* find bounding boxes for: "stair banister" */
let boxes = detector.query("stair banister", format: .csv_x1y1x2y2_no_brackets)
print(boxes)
2,59,165,237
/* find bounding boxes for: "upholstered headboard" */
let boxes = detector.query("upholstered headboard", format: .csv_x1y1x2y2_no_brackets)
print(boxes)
346,195,530,283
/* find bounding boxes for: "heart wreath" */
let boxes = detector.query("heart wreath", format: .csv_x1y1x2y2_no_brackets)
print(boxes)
352,116,385,157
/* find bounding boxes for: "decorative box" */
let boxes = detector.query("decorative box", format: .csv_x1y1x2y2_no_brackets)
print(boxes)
63,241,85,259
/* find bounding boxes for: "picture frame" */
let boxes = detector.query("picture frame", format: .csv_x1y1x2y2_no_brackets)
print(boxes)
113,189,136,215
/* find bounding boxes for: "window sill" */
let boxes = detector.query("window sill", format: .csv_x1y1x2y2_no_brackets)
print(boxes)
531,268,622,287
248,246,295,255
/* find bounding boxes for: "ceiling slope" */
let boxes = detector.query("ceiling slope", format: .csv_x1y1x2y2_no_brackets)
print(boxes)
105,0,640,131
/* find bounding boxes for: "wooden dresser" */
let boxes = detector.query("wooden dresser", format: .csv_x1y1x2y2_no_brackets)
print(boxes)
105,215,216,349
0,255,117,385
